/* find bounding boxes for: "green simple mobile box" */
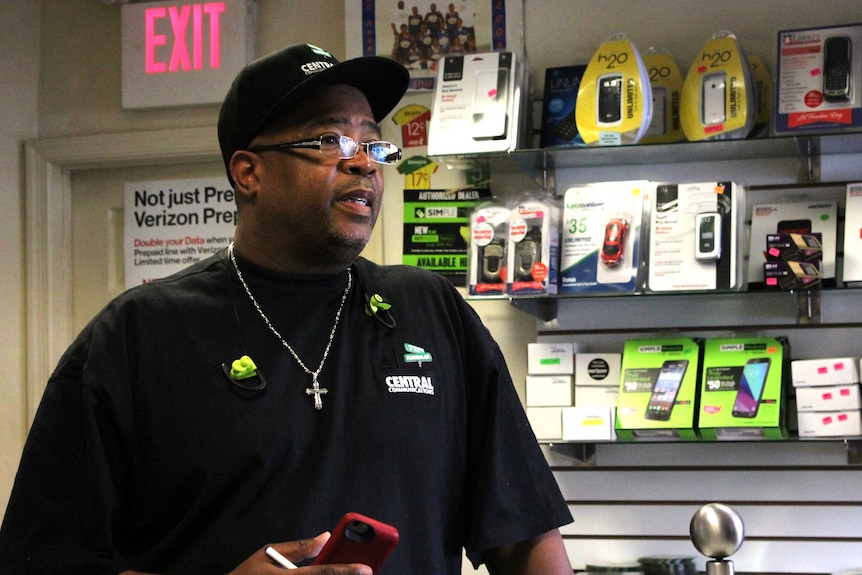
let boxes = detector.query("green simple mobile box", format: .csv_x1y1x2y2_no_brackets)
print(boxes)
698,337,789,439
616,338,702,440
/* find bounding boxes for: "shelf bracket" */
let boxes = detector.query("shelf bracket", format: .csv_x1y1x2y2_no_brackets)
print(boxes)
794,136,821,181
846,439,862,465
793,289,821,324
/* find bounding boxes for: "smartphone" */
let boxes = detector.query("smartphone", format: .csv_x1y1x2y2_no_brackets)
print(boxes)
823,36,851,102
731,358,771,418
701,71,727,126
313,512,399,572
645,86,667,137
597,74,623,125
695,211,722,261
644,359,689,421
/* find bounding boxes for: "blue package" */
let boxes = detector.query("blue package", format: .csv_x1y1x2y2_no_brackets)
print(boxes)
540,65,587,147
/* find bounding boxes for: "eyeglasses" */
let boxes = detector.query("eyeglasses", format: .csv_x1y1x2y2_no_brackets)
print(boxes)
248,133,402,165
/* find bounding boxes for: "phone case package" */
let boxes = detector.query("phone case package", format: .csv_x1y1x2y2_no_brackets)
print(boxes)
646,181,741,292
640,49,685,144
774,23,862,135
747,54,772,137
575,33,653,146
539,65,587,147
747,199,837,286
681,31,756,141
428,51,527,155
697,337,789,440
467,200,509,296
506,194,560,295
559,181,646,294
616,337,702,441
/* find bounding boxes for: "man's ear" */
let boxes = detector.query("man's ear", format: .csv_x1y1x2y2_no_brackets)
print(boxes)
229,150,261,198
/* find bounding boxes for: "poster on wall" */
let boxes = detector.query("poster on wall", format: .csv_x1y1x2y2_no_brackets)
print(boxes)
345,0,524,91
124,177,236,288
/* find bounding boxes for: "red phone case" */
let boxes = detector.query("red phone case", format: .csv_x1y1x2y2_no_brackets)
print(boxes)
312,512,399,572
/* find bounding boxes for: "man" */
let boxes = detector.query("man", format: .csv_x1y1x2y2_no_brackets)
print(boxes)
0,43,572,574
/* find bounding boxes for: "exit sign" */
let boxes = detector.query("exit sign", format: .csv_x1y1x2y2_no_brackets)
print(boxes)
121,0,255,108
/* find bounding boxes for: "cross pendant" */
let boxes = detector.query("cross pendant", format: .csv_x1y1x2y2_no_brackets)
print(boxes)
306,375,328,410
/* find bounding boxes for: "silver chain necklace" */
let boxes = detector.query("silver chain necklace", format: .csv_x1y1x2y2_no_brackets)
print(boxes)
228,242,352,410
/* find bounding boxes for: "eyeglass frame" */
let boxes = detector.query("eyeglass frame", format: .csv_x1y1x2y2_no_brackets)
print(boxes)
247,132,402,165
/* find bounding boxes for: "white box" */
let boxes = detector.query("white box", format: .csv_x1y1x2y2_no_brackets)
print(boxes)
843,183,862,284
575,385,619,408
648,182,741,291
526,375,573,407
748,200,838,283
428,51,526,156
575,353,622,386
527,406,563,440
796,385,861,412
791,357,859,387
527,342,574,375
562,406,615,441
797,410,862,437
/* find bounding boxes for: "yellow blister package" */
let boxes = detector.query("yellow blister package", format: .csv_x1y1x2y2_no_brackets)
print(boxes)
681,31,756,141
575,33,652,146
641,48,685,144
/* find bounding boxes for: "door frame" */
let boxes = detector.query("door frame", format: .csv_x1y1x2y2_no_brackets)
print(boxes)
24,127,218,421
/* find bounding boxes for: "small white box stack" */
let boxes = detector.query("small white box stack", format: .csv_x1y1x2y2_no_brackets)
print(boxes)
561,353,622,441
791,357,862,437
525,342,575,441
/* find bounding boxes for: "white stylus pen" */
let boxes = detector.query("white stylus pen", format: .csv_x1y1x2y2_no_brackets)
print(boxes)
265,546,298,569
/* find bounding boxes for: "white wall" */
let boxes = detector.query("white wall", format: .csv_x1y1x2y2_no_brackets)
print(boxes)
0,0,40,514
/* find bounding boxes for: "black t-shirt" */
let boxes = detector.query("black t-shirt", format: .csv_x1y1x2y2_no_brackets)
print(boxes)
0,250,571,574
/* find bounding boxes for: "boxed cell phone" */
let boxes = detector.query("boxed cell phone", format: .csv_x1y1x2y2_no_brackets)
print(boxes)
843,183,862,285
748,54,773,137
526,375,573,407
747,200,837,285
527,342,574,375
797,409,862,437
615,337,702,440
791,357,859,387
764,233,823,263
646,181,741,292
575,385,619,408
562,406,616,441
540,65,587,147
467,200,509,296
575,353,622,386
428,51,527,155
506,194,560,295
774,23,862,135
640,48,685,144
559,181,646,294
698,337,789,440
681,31,756,141
526,406,563,440
763,260,822,290
796,384,861,412
575,33,653,146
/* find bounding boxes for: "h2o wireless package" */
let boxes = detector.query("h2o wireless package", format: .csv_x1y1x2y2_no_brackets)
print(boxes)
616,337,702,441
559,181,646,294
681,31,756,141
467,200,510,296
575,33,653,146
698,337,789,440
647,181,741,292
640,48,685,144
506,193,561,296
428,51,527,155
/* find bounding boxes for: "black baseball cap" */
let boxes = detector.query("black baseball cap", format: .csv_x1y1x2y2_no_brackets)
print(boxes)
218,43,409,180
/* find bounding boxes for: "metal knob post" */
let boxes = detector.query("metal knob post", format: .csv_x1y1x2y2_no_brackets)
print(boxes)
689,503,745,575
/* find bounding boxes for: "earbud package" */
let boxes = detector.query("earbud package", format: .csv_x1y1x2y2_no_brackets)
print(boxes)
428,51,527,155
640,48,685,144
467,200,510,296
575,33,653,146
774,23,862,135
681,31,756,141
559,181,647,294
646,181,741,292
506,193,560,296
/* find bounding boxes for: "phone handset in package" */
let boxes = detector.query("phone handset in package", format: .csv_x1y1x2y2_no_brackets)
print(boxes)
640,48,685,144
575,33,653,146
681,31,756,141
